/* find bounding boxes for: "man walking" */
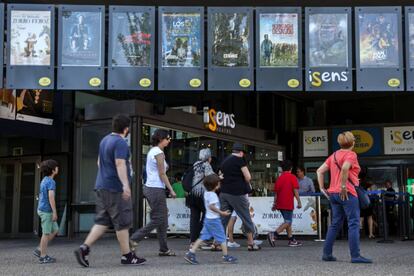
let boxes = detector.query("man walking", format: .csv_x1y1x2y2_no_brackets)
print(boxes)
74,114,146,267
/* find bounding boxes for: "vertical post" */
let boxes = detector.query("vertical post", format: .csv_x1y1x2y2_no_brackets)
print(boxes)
314,195,325,242
378,191,394,243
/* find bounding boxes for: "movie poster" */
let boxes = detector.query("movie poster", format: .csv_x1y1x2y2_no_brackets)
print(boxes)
359,13,399,68
10,10,51,66
61,11,101,66
161,13,201,67
0,89,16,120
409,13,414,68
259,13,298,67
309,14,348,67
111,12,151,67
15,89,53,125
211,13,250,67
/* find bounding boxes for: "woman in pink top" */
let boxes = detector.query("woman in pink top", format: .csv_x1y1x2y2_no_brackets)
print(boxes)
317,132,372,264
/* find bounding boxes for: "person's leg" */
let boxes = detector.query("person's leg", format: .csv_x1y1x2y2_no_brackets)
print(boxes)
275,223,289,235
38,212,57,257
39,234,49,257
116,229,130,255
84,224,108,247
323,194,345,258
155,189,170,253
219,193,234,230
228,194,255,246
227,215,237,243
342,195,361,259
286,224,293,238
190,206,202,243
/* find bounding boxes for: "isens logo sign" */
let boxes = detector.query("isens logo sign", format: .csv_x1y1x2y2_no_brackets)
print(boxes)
309,71,349,87
203,107,235,133
304,135,326,144
389,129,414,145
352,130,373,154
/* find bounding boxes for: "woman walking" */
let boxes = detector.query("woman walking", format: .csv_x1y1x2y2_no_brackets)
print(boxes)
316,131,372,263
187,148,214,248
130,129,176,256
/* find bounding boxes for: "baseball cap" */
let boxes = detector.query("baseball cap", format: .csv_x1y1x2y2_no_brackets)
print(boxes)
232,143,246,153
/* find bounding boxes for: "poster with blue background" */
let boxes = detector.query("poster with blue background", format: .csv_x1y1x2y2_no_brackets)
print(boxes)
332,127,382,156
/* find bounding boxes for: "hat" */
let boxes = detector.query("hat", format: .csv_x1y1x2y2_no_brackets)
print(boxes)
232,143,246,152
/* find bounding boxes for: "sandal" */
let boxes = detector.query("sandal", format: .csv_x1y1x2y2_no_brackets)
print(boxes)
247,244,261,251
159,249,176,256
211,244,222,251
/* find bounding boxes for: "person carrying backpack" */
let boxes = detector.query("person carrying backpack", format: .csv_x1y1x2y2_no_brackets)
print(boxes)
185,148,214,249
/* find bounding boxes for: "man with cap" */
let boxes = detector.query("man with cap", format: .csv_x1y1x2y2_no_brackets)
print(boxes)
219,143,260,251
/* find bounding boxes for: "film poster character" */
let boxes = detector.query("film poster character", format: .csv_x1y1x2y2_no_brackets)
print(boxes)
70,15,90,52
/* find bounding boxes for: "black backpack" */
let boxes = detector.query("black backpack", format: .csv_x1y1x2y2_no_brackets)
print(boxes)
182,161,205,193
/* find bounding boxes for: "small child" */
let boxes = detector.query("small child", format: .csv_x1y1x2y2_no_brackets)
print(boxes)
184,174,237,265
34,159,59,264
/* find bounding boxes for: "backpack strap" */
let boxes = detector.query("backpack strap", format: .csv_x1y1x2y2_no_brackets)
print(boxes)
333,152,356,187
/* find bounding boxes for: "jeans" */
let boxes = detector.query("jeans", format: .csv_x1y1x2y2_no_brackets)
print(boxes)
323,193,361,259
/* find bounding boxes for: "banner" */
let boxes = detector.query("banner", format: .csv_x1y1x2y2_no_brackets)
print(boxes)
161,13,201,68
303,130,329,157
0,89,16,120
146,197,317,235
259,13,299,67
384,126,414,155
15,89,53,125
332,128,382,156
409,13,414,68
111,11,152,67
61,11,102,66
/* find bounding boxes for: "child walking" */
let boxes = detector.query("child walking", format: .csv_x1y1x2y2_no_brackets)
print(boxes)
184,174,237,265
34,160,59,263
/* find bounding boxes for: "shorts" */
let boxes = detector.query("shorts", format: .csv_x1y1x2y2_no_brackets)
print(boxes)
38,211,59,235
94,189,133,231
199,218,227,244
280,210,293,224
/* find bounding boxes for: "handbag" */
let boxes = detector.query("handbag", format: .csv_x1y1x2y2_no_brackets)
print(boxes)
333,152,371,209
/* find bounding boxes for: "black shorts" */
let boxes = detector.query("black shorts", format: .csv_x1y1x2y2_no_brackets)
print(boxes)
94,189,132,231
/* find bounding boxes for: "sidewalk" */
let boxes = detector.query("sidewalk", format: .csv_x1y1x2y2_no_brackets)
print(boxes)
0,237,413,275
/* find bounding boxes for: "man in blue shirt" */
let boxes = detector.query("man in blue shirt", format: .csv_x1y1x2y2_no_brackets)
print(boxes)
296,166,315,195
74,114,146,267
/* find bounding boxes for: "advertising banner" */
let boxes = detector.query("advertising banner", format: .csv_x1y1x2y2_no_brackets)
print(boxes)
58,5,105,90
6,5,55,89
305,8,352,91
208,7,253,91
146,197,317,235
332,128,382,156
406,7,414,91
303,130,329,157
108,6,155,90
355,7,404,91
0,89,16,120
159,7,204,90
384,126,414,155
15,89,53,125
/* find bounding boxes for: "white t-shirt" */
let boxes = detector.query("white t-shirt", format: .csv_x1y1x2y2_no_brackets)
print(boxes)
145,146,168,189
204,191,221,219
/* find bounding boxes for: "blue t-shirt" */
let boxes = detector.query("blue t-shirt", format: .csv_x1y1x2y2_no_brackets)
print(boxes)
38,176,56,213
95,133,131,192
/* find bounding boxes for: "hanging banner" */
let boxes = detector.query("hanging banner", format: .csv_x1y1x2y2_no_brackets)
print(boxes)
384,126,414,155
0,89,16,120
303,130,329,157
158,7,204,90
305,8,352,91
6,4,54,90
15,89,54,125
0,4,3,88
108,6,155,90
256,8,302,91
208,7,253,91
406,7,414,91
332,128,382,156
355,7,404,91
57,5,105,90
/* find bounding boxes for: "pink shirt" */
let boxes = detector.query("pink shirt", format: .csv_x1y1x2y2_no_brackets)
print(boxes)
325,150,360,197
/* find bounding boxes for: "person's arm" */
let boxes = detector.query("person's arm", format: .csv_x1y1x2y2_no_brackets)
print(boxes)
309,178,316,193
339,161,352,201
316,163,330,199
155,153,176,198
241,166,251,183
209,204,230,217
116,159,131,200
48,189,57,221
294,189,302,209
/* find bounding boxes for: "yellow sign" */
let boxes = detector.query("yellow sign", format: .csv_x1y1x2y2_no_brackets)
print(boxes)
38,77,51,87
352,130,373,154
388,78,400,88
89,77,101,87
139,78,151,88
189,78,202,88
287,79,300,88
239,79,251,88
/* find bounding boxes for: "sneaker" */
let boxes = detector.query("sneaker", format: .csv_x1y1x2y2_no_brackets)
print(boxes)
74,245,90,267
39,255,56,264
351,256,373,264
121,253,146,265
267,232,276,247
227,241,241,248
33,248,41,258
184,251,199,265
254,240,263,246
129,240,139,252
322,255,337,262
222,255,238,264
288,239,303,247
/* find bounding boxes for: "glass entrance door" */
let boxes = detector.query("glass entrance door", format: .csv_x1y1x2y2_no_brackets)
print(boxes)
0,158,40,237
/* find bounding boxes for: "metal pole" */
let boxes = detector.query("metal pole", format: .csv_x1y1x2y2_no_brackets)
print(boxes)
378,191,393,243
314,195,325,242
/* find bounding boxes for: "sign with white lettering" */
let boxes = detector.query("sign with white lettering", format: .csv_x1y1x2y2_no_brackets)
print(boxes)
384,126,414,155
303,130,329,157
203,106,236,134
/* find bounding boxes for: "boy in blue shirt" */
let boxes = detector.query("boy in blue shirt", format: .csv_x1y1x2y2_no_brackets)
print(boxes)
34,159,59,264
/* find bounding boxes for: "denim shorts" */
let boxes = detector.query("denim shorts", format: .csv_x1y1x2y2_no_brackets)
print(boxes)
280,210,293,224
199,218,227,244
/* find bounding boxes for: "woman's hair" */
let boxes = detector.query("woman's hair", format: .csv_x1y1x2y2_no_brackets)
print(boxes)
203,174,221,191
40,159,59,176
151,129,169,146
337,131,355,149
199,148,212,161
